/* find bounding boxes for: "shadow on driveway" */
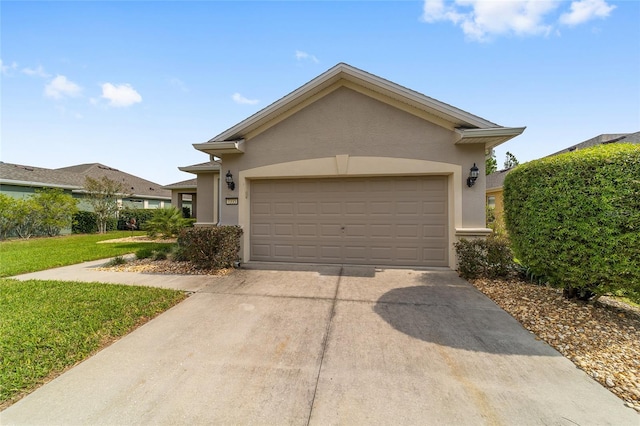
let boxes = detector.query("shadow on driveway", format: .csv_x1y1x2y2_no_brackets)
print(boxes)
373,281,560,356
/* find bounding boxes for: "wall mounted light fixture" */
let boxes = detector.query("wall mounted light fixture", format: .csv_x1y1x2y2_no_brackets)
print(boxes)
466,163,479,187
225,170,235,191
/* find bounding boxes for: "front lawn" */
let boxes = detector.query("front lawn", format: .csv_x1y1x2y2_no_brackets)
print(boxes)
0,232,174,277
0,278,186,408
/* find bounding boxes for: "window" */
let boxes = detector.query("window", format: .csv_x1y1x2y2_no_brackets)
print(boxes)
487,196,496,208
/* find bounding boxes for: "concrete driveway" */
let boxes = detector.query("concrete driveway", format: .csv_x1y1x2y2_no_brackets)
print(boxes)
2,264,638,425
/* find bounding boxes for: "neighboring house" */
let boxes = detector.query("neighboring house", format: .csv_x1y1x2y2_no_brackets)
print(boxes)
0,162,172,210
485,131,640,225
181,63,525,268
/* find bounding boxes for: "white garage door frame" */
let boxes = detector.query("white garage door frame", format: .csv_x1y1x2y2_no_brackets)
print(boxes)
238,155,463,269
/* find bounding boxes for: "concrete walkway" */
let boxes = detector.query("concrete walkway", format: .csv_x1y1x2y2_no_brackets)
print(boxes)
2,262,638,425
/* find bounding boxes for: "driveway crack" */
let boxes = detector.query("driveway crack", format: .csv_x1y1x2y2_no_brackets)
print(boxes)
306,265,342,426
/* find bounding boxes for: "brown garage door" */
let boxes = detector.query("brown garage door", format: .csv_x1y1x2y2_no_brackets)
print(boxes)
250,176,448,267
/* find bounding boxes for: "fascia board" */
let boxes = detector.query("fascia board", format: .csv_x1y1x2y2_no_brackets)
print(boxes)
456,127,527,139
193,140,245,155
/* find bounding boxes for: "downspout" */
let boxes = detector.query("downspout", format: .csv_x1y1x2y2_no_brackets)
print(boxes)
214,156,222,226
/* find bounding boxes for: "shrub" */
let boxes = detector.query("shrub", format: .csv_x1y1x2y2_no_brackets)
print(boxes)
135,247,155,260
135,245,172,261
117,208,155,231
454,234,516,279
31,188,78,237
504,144,640,300
105,256,127,267
177,226,243,269
144,207,195,239
72,212,117,234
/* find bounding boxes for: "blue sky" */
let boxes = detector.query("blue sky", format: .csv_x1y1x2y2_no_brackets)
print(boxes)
2,0,639,185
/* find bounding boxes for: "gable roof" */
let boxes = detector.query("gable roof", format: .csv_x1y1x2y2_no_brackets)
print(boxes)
0,162,170,199
194,63,525,155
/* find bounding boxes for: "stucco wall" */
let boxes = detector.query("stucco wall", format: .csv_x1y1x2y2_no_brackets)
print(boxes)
195,173,219,225
218,86,487,229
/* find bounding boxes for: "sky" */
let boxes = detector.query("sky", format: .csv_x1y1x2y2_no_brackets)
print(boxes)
1,0,639,186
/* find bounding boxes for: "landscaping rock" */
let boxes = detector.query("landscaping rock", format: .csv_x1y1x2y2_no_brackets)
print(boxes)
471,278,640,412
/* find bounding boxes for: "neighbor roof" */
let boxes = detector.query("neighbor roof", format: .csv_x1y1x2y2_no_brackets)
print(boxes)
546,132,640,157
194,63,525,155
0,162,170,199
486,131,640,190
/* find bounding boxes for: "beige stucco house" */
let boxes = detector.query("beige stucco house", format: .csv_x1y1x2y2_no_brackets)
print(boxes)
178,63,525,268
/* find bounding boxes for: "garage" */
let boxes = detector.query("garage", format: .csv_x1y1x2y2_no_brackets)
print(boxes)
250,176,448,267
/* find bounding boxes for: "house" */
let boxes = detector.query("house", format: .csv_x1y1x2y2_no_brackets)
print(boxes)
485,131,640,225
0,162,172,210
180,63,525,268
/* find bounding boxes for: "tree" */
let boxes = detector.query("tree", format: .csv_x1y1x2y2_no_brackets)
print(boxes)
12,198,41,239
504,151,519,169
0,194,17,239
31,188,78,237
486,150,497,175
83,176,130,233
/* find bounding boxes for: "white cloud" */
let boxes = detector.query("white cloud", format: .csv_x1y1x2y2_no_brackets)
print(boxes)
169,77,188,92
1,59,18,75
101,83,142,107
560,0,615,26
421,0,616,41
232,92,259,105
45,75,82,99
295,50,319,64
22,65,50,78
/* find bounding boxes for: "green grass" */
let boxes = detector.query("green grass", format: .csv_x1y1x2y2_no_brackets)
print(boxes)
0,232,174,277
0,278,186,407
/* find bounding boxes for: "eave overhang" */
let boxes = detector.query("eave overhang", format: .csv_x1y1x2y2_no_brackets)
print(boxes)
0,179,80,191
178,162,222,175
455,127,526,150
193,140,245,156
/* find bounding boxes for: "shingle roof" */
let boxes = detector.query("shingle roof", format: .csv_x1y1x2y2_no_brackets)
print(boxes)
163,178,197,190
546,132,640,157
0,162,170,199
486,168,514,190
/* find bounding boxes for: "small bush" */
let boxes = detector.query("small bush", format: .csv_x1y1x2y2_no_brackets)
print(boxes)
105,256,127,267
455,235,516,280
135,247,155,260
177,226,243,269
136,244,173,261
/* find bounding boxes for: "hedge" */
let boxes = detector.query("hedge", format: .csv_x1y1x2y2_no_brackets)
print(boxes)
503,143,640,299
176,226,243,269
117,208,155,231
72,211,116,234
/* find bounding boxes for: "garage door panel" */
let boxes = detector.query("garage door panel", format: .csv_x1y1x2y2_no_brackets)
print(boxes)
297,202,318,215
251,177,448,266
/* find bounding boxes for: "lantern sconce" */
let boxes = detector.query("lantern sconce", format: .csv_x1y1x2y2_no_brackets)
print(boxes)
466,163,479,187
225,170,235,191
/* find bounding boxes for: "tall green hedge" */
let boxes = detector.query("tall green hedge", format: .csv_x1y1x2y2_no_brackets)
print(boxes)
72,211,117,234
504,144,639,299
